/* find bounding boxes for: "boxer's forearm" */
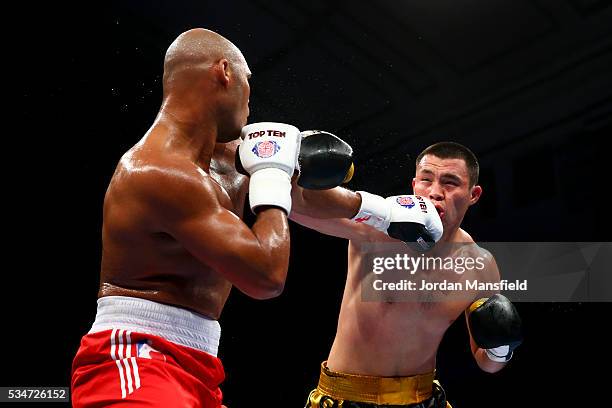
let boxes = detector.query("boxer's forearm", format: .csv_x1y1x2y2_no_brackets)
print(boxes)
291,182,361,219
468,329,507,373
473,347,506,373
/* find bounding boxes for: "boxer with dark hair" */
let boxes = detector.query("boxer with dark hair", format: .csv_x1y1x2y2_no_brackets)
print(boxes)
290,141,522,408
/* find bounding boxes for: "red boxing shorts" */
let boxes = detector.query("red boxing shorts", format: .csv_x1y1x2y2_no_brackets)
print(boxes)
71,296,224,407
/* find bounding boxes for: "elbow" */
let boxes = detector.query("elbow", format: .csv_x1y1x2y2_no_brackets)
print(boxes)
248,281,285,300
259,271,287,298
245,270,287,300
251,285,285,300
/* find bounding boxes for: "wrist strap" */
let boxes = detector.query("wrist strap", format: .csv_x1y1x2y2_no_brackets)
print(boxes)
249,168,292,215
485,345,512,362
351,191,390,231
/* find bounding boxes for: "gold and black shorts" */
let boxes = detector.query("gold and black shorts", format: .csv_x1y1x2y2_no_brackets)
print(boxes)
305,362,451,408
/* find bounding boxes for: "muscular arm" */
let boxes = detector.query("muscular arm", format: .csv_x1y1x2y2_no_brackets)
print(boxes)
289,183,385,241
290,181,361,219
143,164,291,300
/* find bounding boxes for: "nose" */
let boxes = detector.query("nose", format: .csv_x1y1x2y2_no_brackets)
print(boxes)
428,182,444,201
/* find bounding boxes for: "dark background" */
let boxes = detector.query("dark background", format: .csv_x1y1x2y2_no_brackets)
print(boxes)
6,0,612,406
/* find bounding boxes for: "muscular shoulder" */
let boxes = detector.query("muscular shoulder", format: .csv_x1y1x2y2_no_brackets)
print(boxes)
455,229,492,265
116,152,222,219
469,244,501,299
453,229,500,283
457,228,475,243
472,245,497,272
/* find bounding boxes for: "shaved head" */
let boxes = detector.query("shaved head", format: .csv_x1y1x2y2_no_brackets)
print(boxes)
162,28,249,97
159,28,252,142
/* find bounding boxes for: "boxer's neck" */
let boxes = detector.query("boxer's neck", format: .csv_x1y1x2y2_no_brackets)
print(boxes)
156,104,217,170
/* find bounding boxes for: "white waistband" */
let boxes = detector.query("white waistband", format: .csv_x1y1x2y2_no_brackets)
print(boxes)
89,296,221,357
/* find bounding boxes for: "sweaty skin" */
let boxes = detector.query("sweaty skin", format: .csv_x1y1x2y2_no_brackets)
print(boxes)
98,28,291,320
100,139,256,319
290,154,505,375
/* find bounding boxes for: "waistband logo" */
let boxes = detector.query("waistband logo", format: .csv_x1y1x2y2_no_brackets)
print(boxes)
137,340,166,361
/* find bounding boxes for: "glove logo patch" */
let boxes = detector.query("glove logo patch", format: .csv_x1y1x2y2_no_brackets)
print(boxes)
252,141,281,158
396,196,415,208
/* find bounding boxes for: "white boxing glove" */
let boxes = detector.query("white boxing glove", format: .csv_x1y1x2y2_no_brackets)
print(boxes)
352,192,443,251
239,122,301,214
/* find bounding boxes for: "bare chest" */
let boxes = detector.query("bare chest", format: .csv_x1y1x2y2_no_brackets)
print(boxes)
348,242,481,321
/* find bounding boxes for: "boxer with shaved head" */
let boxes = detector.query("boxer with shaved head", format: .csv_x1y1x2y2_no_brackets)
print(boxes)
71,28,300,407
71,26,356,407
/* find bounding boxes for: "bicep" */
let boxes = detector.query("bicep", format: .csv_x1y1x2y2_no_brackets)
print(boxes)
148,172,274,274
480,251,501,297
171,205,262,269
132,163,290,298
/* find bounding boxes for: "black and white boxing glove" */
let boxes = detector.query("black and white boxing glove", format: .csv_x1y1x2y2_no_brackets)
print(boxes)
238,122,301,214
466,294,523,362
237,127,354,191
352,192,443,251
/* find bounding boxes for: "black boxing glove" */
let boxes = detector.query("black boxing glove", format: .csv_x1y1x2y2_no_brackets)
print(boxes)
466,294,523,362
297,130,354,190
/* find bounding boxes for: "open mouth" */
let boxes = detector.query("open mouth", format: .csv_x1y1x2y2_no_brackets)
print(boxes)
434,205,445,219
